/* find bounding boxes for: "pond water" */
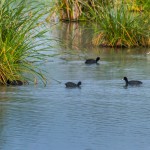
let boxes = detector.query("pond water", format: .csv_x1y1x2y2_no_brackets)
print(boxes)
0,23,150,150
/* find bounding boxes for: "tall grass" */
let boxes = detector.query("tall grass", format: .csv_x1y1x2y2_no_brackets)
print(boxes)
0,0,50,85
49,0,114,21
49,0,82,21
49,0,149,48
129,0,150,11
86,1,150,47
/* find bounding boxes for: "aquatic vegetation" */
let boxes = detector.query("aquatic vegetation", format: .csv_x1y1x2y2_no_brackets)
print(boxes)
48,0,114,21
128,0,150,12
49,0,149,48
85,1,150,47
0,0,50,85
48,0,82,21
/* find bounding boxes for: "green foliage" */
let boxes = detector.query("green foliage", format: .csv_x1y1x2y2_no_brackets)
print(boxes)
49,0,149,48
49,0,114,21
135,0,150,11
85,1,150,47
0,0,49,85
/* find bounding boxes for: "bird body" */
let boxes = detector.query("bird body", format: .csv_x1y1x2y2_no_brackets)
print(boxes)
85,57,100,64
123,77,142,86
65,81,81,88
7,80,24,86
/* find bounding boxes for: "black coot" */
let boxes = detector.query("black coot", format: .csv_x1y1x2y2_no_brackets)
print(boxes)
65,81,81,88
85,57,100,64
123,77,142,86
7,80,24,86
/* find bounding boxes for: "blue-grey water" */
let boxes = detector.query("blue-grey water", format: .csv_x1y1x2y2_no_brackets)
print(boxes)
0,22,150,150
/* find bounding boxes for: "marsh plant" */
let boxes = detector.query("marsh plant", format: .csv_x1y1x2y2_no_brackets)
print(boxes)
91,2,150,47
0,0,50,85
50,0,149,48
129,0,150,11
49,0,82,21
49,0,114,21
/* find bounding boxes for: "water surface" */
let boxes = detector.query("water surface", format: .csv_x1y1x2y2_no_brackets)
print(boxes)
0,23,150,150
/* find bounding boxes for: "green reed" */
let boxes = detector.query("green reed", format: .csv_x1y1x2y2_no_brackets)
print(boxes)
85,1,150,47
49,0,149,48
49,0,114,21
0,0,50,85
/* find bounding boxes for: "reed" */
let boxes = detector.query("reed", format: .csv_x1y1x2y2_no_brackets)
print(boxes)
49,1,149,48
49,0,82,21
88,1,150,47
49,0,114,21
0,0,50,85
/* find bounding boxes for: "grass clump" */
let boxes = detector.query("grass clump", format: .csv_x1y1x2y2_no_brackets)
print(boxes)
88,1,150,48
48,0,82,21
49,0,149,48
0,0,49,85
48,0,114,21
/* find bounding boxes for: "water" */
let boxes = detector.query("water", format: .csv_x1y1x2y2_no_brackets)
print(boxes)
0,23,150,150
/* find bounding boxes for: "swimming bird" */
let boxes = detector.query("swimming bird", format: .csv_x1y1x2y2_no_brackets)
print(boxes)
85,57,100,64
123,77,142,86
7,80,24,86
65,81,81,88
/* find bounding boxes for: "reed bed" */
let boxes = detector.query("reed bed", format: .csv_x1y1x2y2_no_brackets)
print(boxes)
0,0,50,85
50,0,149,48
90,2,150,47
